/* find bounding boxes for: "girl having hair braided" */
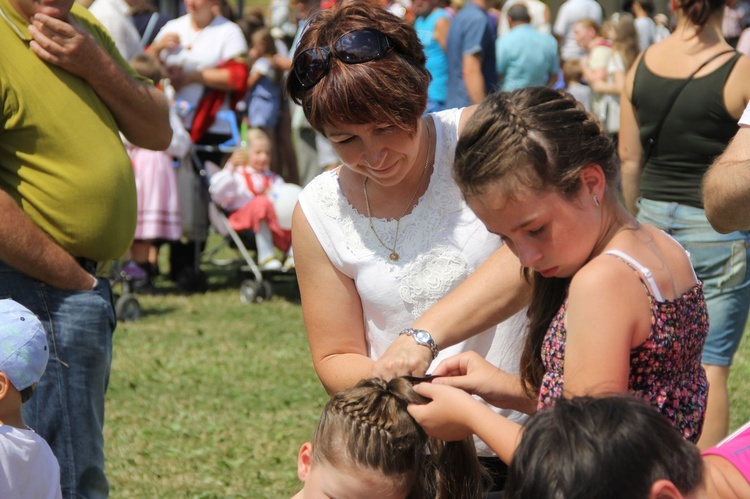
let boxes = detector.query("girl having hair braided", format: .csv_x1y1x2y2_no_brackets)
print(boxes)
292,377,485,498
408,87,709,464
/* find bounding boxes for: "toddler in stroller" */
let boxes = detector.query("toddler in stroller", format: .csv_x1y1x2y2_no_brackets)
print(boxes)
208,128,295,272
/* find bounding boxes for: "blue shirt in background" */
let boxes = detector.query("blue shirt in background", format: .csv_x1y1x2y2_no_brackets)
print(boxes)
496,23,559,91
446,2,497,108
415,8,451,107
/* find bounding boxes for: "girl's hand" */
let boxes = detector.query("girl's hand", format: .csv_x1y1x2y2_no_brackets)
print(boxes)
430,351,500,394
407,382,482,441
431,351,525,409
372,334,433,380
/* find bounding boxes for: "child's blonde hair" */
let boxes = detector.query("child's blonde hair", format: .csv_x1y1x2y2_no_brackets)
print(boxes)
246,128,271,148
312,377,486,498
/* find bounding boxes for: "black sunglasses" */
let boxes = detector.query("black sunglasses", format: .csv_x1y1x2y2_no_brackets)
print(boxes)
292,29,394,90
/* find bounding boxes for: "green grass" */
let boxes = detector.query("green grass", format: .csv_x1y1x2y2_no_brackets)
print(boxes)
105,262,326,498
104,259,750,497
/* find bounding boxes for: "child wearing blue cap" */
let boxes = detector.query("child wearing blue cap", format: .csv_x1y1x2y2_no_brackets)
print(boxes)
0,298,62,499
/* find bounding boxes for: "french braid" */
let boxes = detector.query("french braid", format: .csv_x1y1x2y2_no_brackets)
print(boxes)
313,377,485,498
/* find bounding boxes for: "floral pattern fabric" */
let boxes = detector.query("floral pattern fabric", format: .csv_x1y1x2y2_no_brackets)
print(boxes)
538,255,709,443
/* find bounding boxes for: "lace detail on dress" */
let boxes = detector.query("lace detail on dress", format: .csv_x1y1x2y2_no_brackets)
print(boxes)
538,282,709,443
304,111,465,274
400,245,470,317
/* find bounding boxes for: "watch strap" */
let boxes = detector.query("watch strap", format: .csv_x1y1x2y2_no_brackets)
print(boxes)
399,328,439,360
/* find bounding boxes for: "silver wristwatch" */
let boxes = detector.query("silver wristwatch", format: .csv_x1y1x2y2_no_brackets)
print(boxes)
400,328,439,360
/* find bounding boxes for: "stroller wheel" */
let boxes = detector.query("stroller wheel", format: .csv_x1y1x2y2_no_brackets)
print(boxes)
240,279,273,303
116,293,141,322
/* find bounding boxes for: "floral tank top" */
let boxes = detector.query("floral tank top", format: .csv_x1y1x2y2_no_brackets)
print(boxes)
538,252,709,443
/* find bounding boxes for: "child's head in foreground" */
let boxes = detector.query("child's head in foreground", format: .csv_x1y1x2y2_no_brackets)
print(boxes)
295,377,485,499
504,395,705,499
0,299,49,418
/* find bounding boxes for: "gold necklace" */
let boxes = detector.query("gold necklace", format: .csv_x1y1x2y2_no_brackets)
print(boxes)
362,121,431,262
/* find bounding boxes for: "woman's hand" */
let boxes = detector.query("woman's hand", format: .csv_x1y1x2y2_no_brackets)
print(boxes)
408,382,482,441
371,334,433,379
152,33,181,55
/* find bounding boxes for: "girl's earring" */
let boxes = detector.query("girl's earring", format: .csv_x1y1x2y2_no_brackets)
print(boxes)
593,194,600,207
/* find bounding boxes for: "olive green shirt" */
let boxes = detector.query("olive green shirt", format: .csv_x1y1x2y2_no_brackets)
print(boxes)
0,0,143,260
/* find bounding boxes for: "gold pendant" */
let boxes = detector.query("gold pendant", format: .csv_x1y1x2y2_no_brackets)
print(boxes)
389,252,399,261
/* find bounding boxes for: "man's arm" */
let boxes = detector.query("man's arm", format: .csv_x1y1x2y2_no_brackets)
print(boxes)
29,13,171,150
704,126,750,233
463,53,486,104
0,191,96,291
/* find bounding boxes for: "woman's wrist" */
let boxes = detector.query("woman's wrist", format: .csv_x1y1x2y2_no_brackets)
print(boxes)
399,328,439,360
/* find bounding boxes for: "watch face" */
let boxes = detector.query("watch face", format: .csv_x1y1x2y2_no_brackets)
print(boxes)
414,331,430,343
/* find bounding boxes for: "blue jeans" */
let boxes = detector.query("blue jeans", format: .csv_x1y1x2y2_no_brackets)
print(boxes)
0,261,115,498
637,199,750,366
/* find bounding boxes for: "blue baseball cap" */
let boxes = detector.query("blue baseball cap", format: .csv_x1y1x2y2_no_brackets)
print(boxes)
0,299,49,392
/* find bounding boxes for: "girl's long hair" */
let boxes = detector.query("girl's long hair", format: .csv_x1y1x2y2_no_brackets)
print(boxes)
453,88,618,396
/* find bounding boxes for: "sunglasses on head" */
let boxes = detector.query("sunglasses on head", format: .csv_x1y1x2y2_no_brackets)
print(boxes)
292,28,394,90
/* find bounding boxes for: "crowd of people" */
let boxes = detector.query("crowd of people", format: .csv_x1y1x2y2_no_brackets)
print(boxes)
1,0,750,497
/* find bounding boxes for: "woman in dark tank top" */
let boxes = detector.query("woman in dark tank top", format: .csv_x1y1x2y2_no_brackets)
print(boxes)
619,0,750,452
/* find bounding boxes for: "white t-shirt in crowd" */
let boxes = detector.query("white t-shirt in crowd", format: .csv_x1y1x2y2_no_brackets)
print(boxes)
89,0,143,61
153,14,248,135
553,0,603,61
0,425,62,499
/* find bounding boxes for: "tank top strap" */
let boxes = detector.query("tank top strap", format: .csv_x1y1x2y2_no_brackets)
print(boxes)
605,250,664,302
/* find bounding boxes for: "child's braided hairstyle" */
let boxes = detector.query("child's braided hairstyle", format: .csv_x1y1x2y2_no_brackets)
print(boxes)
312,377,486,498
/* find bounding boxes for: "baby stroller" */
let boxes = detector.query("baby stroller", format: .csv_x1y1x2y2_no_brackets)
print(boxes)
203,159,300,304
109,260,149,321
188,110,299,303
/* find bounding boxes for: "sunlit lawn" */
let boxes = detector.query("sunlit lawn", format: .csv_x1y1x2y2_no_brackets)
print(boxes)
104,260,750,497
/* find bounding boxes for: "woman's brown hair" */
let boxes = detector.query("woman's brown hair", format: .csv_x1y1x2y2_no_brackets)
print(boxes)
313,377,486,498
453,88,618,396
679,0,727,29
286,1,430,135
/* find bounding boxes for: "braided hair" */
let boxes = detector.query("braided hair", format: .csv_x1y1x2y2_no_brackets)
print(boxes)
313,377,485,498
453,88,618,397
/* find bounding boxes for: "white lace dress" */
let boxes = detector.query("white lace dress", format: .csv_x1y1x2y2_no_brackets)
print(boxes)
298,108,529,453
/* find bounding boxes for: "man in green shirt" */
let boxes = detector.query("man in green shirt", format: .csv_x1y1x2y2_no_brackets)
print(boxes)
0,0,171,495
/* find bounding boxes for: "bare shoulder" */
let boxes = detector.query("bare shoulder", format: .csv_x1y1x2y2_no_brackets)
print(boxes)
628,225,698,297
644,225,695,274
569,254,642,299
567,254,649,335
